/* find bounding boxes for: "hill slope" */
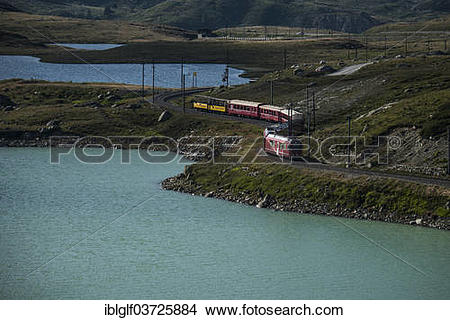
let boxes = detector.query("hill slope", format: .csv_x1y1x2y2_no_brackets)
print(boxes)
1,0,450,33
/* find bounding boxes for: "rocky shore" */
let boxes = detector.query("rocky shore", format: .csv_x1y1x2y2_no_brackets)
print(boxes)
162,168,450,230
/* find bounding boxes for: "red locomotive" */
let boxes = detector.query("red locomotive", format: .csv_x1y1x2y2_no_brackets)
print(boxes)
263,128,303,160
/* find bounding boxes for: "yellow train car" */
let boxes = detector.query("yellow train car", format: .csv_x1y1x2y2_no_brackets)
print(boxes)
193,96,228,113
193,102,208,110
209,104,226,113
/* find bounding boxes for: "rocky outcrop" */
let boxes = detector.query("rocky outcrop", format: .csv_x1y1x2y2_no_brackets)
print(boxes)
315,65,336,74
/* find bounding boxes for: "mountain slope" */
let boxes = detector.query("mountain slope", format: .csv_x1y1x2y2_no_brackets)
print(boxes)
2,0,450,33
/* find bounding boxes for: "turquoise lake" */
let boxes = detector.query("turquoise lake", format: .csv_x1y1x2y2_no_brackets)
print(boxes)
0,148,449,299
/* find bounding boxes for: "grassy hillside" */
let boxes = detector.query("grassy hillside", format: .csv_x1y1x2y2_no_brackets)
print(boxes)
366,14,450,33
0,80,260,139
3,0,450,33
205,55,450,172
211,55,450,134
0,11,194,45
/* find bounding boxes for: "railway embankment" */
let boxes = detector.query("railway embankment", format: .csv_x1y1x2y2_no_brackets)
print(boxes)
162,164,450,230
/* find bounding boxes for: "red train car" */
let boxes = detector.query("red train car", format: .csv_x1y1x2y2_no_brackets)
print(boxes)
227,100,261,118
263,129,303,159
259,104,285,122
260,104,304,124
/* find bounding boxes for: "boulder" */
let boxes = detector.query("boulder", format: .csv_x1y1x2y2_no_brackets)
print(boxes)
257,195,269,208
293,68,304,77
158,110,173,122
315,65,336,73
3,106,15,112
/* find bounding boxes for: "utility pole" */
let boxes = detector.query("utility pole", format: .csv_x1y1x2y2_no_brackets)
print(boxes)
312,91,316,131
141,63,145,101
225,49,230,87
405,33,408,57
181,57,185,113
447,126,450,175
152,59,155,103
306,86,310,157
347,35,351,59
270,80,274,105
347,116,352,167
355,46,358,60
365,36,368,62
288,103,293,137
181,56,184,91
182,74,186,114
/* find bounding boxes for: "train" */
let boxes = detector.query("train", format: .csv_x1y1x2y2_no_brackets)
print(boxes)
193,96,304,160
192,96,303,123
263,127,303,160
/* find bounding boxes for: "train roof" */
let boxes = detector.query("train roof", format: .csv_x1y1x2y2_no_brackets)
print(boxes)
265,134,291,142
259,104,285,112
280,109,303,117
228,100,262,107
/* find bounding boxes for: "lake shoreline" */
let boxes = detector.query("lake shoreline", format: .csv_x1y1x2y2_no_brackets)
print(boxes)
161,165,450,231
2,139,449,230
0,55,250,87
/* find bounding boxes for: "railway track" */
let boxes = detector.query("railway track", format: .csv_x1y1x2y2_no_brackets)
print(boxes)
154,88,268,127
155,88,450,188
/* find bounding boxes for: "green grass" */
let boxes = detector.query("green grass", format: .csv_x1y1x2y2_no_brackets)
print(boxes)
209,56,450,140
311,57,450,140
0,80,261,139
366,14,450,33
0,11,193,46
184,163,450,217
5,0,450,33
